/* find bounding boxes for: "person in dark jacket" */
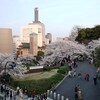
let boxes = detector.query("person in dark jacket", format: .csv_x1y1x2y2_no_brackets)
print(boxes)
93,75,97,85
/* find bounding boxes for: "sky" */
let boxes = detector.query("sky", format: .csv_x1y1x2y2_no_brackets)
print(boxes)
0,0,100,41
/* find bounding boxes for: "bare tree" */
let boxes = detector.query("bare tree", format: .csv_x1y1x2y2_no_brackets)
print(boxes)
69,25,81,41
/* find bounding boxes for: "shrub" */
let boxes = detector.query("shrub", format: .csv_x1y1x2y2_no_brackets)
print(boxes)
9,66,69,94
57,69,66,74
37,51,44,57
57,67,70,74
43,67,51,71
12,73,64,94
0,74,14,84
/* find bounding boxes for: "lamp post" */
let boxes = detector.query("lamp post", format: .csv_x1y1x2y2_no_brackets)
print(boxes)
4,61,9,100
3,61,16,100
0,55,16,100
0,57,9,67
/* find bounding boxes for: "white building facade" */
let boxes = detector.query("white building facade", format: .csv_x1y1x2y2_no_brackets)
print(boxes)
20,22,45,47
20,8,45,47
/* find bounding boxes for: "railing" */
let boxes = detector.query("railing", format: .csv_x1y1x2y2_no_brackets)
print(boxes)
47,90,69,100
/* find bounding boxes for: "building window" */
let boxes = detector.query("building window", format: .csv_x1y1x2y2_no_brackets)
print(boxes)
38,28,41,33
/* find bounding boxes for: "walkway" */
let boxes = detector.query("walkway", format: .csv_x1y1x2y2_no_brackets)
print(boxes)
54,61,100,100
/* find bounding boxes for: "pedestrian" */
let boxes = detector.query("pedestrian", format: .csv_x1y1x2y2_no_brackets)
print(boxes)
78,73,81,79
28,91,32,99
68,71,72,77
16,86,20,96
84,73,87,80
93,76,97,85
13,91,16,100
74,85,80,100
0,84,3,93
19,89,23,100
43,93,47,100
10,90,13,100
75,92,78,100
86,74,89,81
73,70,76,77
6,88,9,97
24,88,28,95
40,94,44,100
75,86,78,93
77,88,82,100
77,85,80,91
32,90,35,99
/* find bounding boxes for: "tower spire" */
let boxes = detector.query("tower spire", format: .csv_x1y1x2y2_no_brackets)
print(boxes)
34,7,39,22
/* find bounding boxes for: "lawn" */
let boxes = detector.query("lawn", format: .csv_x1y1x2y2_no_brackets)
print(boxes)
15,69,58,80
11,67,69,94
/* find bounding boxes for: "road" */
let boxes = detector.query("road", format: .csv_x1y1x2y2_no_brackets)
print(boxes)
54,61,100,100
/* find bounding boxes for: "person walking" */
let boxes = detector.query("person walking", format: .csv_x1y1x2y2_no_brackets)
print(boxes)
32,90,35,99
75,86,78,93
84,73,87,80
77,88,82,100
86,74,90,81
74,85,79,100
10,90,13,100
73,70,76,77
68,71,72,77
78,73,81,79
0,84,3,93
93,75,97,85
75,92,78,100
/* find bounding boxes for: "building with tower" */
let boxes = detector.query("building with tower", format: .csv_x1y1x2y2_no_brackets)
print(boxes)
20,8,45,47
15,7,52,56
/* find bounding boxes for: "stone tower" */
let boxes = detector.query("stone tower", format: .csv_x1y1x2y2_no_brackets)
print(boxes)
30,33,38,56
34,8,39,22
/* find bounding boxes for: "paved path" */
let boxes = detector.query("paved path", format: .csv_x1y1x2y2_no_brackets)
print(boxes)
54,61,100,100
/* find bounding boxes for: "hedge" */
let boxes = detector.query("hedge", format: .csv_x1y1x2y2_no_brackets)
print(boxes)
9,66,69,94
12,73,64,94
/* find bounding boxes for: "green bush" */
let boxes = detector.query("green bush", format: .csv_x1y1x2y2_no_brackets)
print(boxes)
43,67,51,71
49,73,64,84
95,47,100,68
37,51,44,57
43,66,60,71
0,74,13,84
10,66,69,94
57,69,66,74
57,67,70,74
12,73,64,94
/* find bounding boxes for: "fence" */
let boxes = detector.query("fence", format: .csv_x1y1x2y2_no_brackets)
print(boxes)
47,90,69,100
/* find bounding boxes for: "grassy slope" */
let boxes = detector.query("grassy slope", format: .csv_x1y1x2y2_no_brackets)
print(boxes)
15,69,58,80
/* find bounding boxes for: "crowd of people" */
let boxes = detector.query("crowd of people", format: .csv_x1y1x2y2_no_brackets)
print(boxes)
0,84,47,100
0,84,15,100
66,54,99,100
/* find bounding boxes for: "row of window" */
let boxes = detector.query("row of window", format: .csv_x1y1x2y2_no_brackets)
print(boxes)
23,28,41,34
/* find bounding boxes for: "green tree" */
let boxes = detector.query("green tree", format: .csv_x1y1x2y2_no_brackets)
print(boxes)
37,51,44,57
80,29,86,39
75,25,100,44
95,47,100,68
75,29,86,43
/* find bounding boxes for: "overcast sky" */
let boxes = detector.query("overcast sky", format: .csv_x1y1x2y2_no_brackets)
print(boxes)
0,0,100,41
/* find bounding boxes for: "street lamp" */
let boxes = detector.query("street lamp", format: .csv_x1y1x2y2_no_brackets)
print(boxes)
4,61,9,100
3,61,16,100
